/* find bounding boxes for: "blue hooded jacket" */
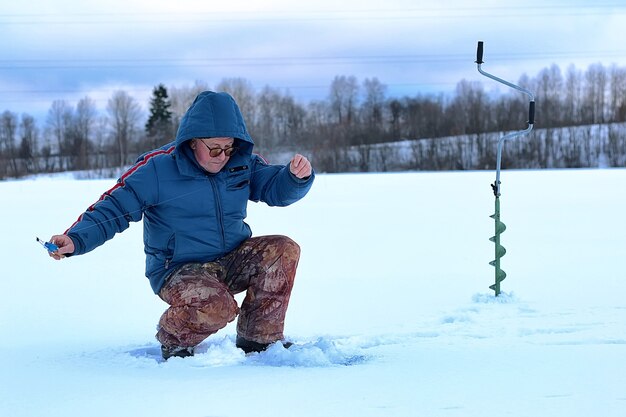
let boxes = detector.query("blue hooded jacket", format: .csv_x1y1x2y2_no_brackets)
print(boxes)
65,91,314,293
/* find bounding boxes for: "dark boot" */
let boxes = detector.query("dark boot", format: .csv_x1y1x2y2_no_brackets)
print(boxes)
236,336,293,354
161,345,195,360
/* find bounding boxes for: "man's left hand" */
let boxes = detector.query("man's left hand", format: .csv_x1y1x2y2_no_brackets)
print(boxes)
289,154,312,179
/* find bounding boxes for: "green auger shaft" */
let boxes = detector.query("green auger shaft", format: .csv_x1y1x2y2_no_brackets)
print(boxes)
489,196,507,296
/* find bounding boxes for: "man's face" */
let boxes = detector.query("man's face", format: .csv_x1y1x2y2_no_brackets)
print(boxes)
191,137,235,173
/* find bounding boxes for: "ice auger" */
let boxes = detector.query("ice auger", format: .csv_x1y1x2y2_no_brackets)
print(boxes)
475,41,535,296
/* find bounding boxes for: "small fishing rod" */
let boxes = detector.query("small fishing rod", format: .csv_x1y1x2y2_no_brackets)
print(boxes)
36,237,59,253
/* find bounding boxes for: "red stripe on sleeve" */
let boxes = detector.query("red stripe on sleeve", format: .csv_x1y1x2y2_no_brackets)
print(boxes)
64,146,175,234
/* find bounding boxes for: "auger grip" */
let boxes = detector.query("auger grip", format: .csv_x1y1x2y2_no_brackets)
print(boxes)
528,101,535,125
475,41,484,64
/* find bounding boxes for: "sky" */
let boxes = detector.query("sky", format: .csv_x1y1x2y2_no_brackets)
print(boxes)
1,0,626,122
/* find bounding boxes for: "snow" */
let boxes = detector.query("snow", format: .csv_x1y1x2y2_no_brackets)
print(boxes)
1,168,625,417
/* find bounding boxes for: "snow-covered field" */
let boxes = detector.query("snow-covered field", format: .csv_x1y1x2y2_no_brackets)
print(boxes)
1,168,625,417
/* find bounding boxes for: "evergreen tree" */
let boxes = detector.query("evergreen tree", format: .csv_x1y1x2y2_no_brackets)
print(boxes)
145,84,174,148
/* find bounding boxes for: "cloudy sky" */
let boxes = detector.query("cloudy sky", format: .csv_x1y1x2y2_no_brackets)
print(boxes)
1,0,625,121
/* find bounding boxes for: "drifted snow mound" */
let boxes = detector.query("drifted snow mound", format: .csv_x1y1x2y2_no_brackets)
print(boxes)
471,291,519,304
125,335,367,368
247,338,367,367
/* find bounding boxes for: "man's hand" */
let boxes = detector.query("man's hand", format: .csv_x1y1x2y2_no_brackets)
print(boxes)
289,154,312,179
48,235,75,260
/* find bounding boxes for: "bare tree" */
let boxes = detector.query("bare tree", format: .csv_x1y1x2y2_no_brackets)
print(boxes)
92,115,110,169
387,99,403,139
447,79,488,135
256,86,282,149
169,80,211,134
74,97,97,170
328,75,359,126
254,87,307,151
493,94,525,132
45,100,73,171
0,111,19,177
304,99,345,172
278,93,305,147
402,95,447,140
107,90,142,167
564,65,583,125
19,113,38,174
584,63,608,124
536,64,564,126
609,65,626,122
215,77,256,125
362,77,387,133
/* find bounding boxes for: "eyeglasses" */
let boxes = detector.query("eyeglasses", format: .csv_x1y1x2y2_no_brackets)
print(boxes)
198,140,238,157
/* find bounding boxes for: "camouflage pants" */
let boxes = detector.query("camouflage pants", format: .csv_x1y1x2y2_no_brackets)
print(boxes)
155,235,300,348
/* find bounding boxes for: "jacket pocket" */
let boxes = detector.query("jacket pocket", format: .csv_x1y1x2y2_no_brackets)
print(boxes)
226,171,251,191
164,234,176,269
146,233,176,269
228,179,250,190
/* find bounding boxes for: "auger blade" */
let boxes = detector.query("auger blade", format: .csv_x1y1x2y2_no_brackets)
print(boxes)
489,197,507,296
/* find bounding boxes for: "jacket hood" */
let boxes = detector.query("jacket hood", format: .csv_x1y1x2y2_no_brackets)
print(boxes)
175,91,254,155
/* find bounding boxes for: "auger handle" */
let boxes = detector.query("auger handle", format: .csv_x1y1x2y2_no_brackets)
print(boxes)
528,101,535,125
475,41,534,103
476,41,484,64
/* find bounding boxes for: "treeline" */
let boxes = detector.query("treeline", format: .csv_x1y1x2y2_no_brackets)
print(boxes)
336,123,626,172
1,62,626,178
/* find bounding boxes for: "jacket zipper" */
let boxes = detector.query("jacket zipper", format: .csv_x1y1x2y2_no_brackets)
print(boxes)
208,176,226,251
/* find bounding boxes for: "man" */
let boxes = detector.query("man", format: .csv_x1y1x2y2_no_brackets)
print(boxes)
48,91,314,359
